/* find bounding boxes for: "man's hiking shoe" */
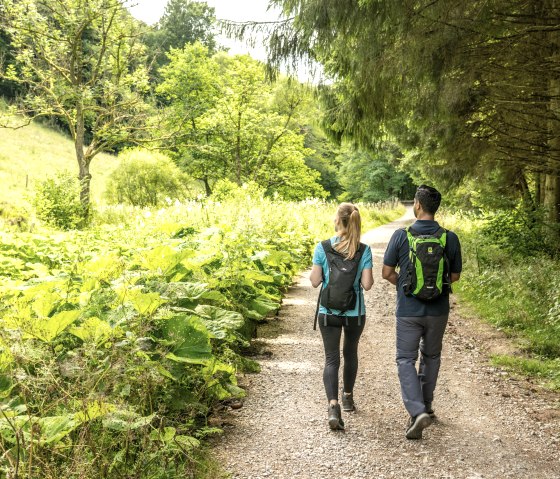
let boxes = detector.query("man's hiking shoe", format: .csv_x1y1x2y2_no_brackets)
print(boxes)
341,393,355,412
425,402,435,419
328,404,345,430
405,412,432,440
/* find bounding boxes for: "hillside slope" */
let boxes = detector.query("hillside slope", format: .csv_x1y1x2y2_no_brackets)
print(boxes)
0,120,121,209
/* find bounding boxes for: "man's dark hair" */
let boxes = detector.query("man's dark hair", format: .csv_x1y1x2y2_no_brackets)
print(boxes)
415,185,441,215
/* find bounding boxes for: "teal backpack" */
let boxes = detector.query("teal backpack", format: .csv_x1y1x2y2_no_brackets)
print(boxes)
403,226,450,301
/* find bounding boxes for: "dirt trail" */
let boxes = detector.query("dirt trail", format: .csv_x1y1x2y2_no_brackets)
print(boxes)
213,211,560,479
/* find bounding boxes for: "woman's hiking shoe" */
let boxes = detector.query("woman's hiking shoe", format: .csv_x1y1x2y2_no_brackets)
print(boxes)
341,392,355,412
425,402,435,419
405,412,432,439
328,404,345,430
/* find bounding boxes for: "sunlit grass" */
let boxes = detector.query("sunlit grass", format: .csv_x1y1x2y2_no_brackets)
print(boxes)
0,119,121,209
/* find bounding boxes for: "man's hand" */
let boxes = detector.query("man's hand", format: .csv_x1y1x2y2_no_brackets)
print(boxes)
382,264,399,285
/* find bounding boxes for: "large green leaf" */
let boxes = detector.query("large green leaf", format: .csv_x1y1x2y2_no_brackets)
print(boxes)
164,282,227,304
34,310,81,342
68,317,117,344
194,305,244,340
248,296,279,318
102,411,155,432
162,314,213,364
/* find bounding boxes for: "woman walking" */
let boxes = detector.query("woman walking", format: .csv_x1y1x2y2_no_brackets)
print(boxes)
310,203,373,430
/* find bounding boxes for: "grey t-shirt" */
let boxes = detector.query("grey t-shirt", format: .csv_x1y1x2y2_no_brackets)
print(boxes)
383,220,462,317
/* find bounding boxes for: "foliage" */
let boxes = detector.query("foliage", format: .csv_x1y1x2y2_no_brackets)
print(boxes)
0,0,155,214
479,202,559,258
105,149,190,207
302,126,343,199
32,172,87,229
0,197,404,477
264,0,560,226
443,210,560,390
158,47,327,199
337,145,415,203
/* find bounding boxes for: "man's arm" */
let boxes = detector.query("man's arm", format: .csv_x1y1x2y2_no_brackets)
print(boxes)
451,272,461,283
382,264,398,285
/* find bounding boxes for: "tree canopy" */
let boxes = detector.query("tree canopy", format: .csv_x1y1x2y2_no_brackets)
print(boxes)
264,0,560,223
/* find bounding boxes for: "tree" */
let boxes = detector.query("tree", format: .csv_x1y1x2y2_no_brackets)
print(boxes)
143,0,217,77
158,48,326,199
263,0,560,225
0,0,154,216
338,145,415,203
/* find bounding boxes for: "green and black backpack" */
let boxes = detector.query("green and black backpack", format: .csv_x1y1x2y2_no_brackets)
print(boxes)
402,226,450,301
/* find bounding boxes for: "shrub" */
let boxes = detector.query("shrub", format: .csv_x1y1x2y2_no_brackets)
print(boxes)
33,171,87,229
105,149,189,207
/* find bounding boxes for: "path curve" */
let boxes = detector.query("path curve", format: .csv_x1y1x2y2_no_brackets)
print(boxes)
213,210,560,479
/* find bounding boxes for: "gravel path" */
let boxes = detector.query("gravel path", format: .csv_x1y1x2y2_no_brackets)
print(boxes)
213,211,560,479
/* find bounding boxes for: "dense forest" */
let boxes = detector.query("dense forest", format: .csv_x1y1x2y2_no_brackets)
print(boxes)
0,1,559,478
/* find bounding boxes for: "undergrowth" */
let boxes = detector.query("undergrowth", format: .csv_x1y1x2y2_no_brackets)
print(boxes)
442,209,560,390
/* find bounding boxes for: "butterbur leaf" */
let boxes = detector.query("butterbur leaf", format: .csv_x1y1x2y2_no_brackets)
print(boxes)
165,282,227,304
36,415,78,445
194,305,244,339
242,270,275,283
174,435,200,450
162,315,212,363
68,317,116,344
102,411,155,432
130,291,166,316
35,310,81,342
248,296,278,318
32,291,60,318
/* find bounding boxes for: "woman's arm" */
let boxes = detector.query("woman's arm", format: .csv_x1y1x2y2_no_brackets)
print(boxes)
361,268,374,291
310,264,323,288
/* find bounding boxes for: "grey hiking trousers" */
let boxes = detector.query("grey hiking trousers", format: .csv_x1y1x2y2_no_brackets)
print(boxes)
396,315,448,418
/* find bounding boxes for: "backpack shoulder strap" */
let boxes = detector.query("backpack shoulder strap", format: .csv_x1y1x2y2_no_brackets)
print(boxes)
321,239,333,255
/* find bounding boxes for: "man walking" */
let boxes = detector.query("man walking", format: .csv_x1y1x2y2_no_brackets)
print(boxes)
382,185,462,439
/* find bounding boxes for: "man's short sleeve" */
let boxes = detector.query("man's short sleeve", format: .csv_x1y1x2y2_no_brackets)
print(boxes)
447,232,463,273
383,230,402,267
313,242,325,265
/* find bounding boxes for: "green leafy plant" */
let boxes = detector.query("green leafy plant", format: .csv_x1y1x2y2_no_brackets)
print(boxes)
32,171,87,229
105,149,190,207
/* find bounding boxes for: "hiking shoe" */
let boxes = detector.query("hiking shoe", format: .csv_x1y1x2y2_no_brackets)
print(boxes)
425,402,435,419
341,392,355,412
328,404,345,430
405,412,432,440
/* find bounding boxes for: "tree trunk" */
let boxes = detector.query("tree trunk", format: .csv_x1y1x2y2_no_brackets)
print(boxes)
543,174,560,223
201,177,212,196
75,104,91,219
545,0,560,226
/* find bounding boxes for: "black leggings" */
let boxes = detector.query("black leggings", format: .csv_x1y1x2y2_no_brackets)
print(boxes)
318,314,366,402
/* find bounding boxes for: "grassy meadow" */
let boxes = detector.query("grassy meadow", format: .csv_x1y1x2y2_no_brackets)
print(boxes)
0,120,121,210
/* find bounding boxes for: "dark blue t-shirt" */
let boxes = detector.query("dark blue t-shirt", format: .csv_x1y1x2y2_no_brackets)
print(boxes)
383,220,462,317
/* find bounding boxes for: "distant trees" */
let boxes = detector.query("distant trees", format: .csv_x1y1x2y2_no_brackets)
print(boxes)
144,0,217,75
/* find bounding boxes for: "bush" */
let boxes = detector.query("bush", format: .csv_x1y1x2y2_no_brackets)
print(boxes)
105,149,189,207
480,201,558,258
33,172,87,229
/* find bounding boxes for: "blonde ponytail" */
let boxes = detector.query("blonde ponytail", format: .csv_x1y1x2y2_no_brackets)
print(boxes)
334,203,362,259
